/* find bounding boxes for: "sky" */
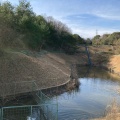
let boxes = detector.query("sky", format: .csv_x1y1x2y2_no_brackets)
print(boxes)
1,0,120,38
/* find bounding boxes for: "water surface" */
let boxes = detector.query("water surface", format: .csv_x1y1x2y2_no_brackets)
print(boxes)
50,67,120,120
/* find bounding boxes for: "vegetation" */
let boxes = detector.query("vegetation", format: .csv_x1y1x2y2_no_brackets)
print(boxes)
93,99,120,120
85,38,92,45
91,32,120,54
92,32,120,46
0,0,84,54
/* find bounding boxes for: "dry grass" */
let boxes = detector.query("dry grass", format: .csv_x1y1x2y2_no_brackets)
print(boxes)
88,45,120,77
0,47,88,97
104,99,120,120
0,45,120,97
0,25,25,49
93,99,120,120
0,51,69,96
0,45,90,98
108,55,120,75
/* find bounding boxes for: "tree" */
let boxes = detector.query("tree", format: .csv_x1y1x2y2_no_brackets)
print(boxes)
85,38,92,45
92,35,101,45
34,15,50,50
0,0,80,53
46,16,73,50
0,1,15,27
15,0,35,31
73,34,85,44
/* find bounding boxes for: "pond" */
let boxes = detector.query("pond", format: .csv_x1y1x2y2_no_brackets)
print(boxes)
49,67,120,120
1,67,120,120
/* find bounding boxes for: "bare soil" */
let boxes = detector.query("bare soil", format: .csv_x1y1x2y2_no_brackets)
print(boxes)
0,46,87,96
108,55,120,75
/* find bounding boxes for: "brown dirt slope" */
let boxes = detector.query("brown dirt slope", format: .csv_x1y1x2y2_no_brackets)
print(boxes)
1,45,119,97
108,55,120,75
0,51,69,88
89,46,120,76
0,47,88,96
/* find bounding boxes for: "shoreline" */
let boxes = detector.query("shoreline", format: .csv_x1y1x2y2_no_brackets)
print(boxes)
92,64,120,78
1,63,120,106
15,64,120,96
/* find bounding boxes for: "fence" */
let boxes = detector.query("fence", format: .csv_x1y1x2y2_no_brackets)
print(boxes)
0,81,37,99
0,81,58,120
0,104,58,120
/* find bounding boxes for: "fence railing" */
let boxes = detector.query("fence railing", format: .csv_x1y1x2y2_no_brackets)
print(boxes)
0,81,37,98
0,81,58,120
0,104,58,120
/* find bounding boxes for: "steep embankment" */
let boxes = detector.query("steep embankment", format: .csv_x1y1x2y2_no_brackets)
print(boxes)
0,51,69,88
89,46,120,76
0,47,87,94
1,45,119,97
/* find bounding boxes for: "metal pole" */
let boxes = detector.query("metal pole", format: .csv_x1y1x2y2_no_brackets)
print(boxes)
47,105,48,119
31,106,32,120
85,45,92,66
56,103,58,120
1,108,3,120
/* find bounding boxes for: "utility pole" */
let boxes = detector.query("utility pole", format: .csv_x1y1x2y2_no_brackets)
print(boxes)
96,29,98,36
85,45,92,66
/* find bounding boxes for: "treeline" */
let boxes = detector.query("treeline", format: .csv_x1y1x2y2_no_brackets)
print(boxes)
0,0,84,54
92,32,120,45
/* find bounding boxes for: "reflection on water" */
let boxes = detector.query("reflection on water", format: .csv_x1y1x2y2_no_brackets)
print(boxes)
77,66,120,81
50,67,120,120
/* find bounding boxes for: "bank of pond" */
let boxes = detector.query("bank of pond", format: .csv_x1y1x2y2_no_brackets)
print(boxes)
1,66,120,120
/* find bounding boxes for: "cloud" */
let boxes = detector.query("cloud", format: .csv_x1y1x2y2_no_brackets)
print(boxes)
59,13,120,38
2,0,120,38
93,13,120,21
71,26,118,38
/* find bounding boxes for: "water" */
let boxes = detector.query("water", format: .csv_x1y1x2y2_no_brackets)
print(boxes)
49,67,120,120
2,67,120,120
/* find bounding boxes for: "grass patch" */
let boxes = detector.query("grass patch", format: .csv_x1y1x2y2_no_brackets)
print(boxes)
93,99,120,120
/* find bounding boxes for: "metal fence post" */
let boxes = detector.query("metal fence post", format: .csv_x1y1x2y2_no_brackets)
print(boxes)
0,108,1,120
14,83,16,96
46,105,48,119
1,108,3,120
57,103,58,120
40,91,42,102
31,106,32,120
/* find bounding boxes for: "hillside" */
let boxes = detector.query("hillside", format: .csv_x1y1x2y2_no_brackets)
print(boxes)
92,32,120,55
0,0,86,97
88,45,120,77
1,44,120,98
108,55,120,75
0,47,88,96
1,0,120,96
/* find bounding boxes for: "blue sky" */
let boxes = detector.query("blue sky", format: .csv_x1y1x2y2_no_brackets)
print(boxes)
1,0,120,38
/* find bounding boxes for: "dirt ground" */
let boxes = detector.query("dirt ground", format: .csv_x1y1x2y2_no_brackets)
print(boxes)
89,45,120,76
0,46,87,96
108,55,120,75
